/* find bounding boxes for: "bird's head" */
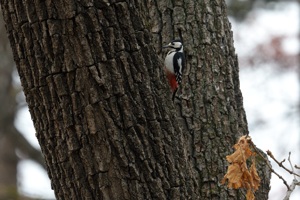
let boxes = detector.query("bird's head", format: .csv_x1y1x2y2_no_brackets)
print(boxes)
163,39,183,51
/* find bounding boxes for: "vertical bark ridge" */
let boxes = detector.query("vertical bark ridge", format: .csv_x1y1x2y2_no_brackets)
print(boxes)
1,0,271,199
148,0,269,199
1,0,196,199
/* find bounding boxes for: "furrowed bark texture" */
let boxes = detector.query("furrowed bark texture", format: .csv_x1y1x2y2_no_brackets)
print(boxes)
147,0,270,199
1,0,195,199
1,0,270,199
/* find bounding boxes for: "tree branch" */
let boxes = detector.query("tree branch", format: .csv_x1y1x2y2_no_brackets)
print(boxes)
266,150,300,178
283,152,300,200
249,142,290,190
10,125,46,168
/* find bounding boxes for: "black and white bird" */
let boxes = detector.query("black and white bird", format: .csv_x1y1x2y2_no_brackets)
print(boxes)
163,39,185,101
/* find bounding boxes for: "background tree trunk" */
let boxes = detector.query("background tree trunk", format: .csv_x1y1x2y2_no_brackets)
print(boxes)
0,25,18,198
1,0,270,199
0,9,45,200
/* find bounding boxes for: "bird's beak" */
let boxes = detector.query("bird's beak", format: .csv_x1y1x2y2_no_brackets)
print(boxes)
163,45,170,48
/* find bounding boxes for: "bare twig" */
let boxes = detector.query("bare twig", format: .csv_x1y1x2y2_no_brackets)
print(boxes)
249,141,291,190
266,150,300,178
288,152,296,179
283,179,299,200
283,152,300,200
248,137,300,199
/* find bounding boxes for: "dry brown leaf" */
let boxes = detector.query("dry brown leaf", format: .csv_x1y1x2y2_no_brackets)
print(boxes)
246,189,255,200
243,168,255,189
222,135,261,200
227,136,254,163
222,163,243,189
250,159,261,190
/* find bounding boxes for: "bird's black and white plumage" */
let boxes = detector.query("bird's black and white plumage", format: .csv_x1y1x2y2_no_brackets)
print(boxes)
163,39,185,100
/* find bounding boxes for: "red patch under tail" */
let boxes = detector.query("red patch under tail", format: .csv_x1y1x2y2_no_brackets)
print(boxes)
165,71,178,92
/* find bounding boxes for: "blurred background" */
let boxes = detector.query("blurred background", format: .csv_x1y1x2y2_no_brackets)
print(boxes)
0,0,299,199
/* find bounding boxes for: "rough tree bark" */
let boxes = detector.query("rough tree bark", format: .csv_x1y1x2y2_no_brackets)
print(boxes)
1,0,270,199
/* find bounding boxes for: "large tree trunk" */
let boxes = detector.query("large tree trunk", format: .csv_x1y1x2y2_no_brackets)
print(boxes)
1,0,270,199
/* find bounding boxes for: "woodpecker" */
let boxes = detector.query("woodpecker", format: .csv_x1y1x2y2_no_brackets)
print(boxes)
163,39,185,101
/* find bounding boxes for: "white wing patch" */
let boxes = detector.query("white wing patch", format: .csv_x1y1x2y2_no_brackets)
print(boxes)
178,58,182,74
175,58,183,83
